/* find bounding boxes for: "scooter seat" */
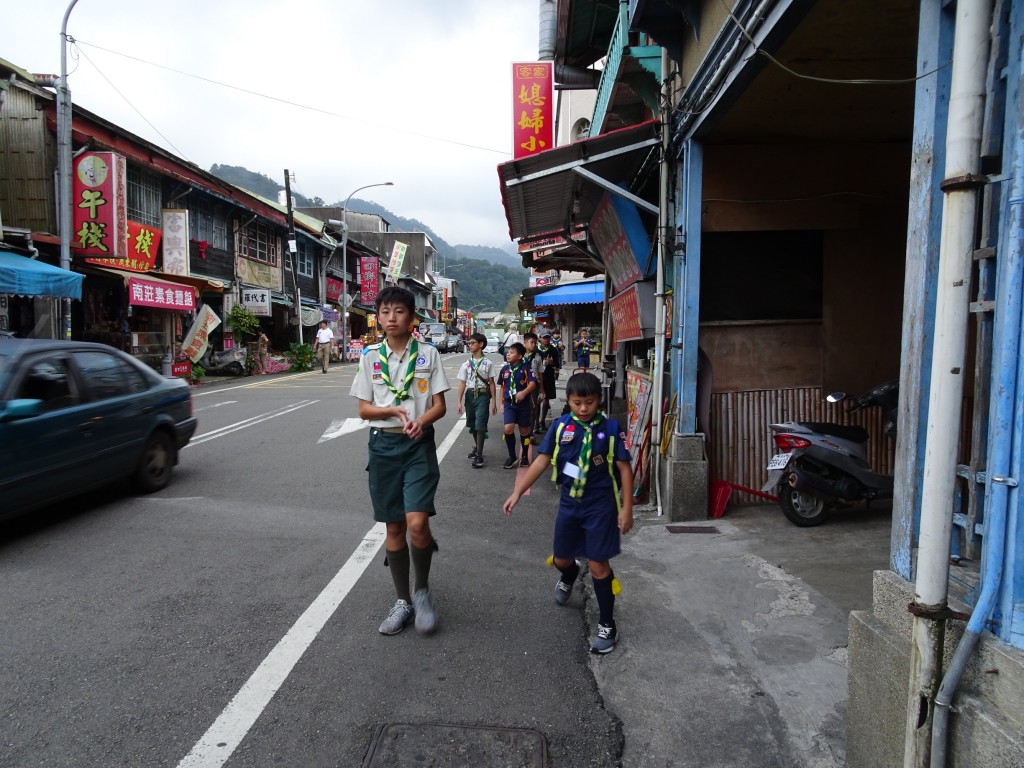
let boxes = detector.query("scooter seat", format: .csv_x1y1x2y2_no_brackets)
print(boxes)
800,422,869,443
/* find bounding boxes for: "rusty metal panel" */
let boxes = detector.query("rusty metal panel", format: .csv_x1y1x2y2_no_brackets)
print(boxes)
0,83,56,233
711,387,896,506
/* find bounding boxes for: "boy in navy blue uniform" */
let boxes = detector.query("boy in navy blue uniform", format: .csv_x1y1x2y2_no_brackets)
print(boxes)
498,342,538,469
503,372,634,653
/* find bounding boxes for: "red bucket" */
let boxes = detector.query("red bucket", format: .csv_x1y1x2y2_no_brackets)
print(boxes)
709,480,733,519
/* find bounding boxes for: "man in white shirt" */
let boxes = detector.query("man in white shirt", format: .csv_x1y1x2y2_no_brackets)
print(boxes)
314,320,335,374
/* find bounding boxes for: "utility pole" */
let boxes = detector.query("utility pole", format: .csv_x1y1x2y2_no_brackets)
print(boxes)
283,169,302,345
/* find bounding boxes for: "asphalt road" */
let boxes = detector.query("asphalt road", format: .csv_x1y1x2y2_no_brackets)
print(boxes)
0,354,622,767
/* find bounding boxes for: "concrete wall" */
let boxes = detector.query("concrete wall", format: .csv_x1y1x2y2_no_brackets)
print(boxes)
847,571,1024,767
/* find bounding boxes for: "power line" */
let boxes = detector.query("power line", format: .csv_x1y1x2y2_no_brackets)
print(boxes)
73,39,511,156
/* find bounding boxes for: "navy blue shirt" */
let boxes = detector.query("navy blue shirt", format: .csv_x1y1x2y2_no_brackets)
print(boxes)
499,363,537,405
538,413,631,496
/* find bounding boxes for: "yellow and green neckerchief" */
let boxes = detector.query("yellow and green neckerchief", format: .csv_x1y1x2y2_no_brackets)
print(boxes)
567,413,601,498
507,361,524,399
379,339,419,404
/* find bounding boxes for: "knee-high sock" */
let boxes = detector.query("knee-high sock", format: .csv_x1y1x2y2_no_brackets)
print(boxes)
592,573,615,627
387,546,412,603
505,432,517,459
520,433,530,458
475,430,485,456
410,542,434,593
557,560,580,586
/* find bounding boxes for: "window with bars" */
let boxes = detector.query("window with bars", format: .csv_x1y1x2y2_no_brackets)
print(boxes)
126,166,162,227
296,239,313,278
239,221,279,266
187,199,228,250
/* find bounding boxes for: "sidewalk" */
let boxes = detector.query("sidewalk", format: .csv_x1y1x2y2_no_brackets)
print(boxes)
591,502,892,767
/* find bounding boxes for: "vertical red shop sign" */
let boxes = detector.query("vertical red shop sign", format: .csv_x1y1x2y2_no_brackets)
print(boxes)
359,256,380,305
609,284,643,342
72,152,128,258
511,62,553,160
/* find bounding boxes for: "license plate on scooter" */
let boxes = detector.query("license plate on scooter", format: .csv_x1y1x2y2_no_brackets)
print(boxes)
766,453,791,471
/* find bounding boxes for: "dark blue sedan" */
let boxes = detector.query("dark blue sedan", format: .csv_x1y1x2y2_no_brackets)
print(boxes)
0,339,197,519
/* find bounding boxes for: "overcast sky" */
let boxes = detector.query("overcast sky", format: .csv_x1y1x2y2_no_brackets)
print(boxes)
1,0,542,247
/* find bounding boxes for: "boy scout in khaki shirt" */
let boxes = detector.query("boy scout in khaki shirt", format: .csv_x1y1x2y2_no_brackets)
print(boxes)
350,286,450,636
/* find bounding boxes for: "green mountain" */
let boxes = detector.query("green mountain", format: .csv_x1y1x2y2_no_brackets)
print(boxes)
209,164,528,313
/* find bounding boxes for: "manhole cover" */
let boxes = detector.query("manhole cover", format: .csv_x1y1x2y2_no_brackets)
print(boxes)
666,525,720,534
363,723,548,767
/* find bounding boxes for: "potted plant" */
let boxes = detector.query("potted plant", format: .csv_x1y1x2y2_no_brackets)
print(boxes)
189,363,206,386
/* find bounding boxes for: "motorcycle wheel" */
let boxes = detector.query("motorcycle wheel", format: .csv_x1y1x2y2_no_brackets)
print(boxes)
778,485,830,527
225,362,244,376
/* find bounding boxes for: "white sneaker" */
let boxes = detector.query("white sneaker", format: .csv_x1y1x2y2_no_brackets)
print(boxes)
413,589,437,635
378,599,414,635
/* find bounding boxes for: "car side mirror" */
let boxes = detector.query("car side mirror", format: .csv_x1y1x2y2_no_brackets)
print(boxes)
0,398,44,423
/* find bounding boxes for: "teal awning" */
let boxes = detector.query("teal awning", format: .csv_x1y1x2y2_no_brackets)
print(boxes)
534,280,604,306
0,250,83,300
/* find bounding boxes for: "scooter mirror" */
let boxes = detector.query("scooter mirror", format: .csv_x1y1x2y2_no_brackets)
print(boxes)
826,392,846,403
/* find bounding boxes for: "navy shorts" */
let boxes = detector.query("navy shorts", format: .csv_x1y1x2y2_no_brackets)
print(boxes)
365,428,439,522
503,401,532,428
552,495,621,562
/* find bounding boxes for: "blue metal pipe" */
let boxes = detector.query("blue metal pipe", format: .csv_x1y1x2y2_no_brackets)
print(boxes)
930,53,1024,764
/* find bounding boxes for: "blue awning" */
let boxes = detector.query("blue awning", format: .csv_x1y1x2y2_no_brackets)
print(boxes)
0,250,83,300
534,280,604,307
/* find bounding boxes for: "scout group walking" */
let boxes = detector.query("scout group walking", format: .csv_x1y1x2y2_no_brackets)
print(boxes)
350,302,632,654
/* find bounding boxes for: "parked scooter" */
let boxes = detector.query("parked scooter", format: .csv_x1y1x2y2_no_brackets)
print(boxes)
198,346,247,376
761,379,899,526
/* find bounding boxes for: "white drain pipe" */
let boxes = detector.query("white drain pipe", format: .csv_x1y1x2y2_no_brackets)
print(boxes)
903,0,992,765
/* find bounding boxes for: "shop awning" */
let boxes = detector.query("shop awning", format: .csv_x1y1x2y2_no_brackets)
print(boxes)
0,250,83,300
497,120,661,274
534,280,604,307
82,265,223,297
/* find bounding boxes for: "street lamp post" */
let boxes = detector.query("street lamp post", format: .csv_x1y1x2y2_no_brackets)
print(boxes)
332,182,393,360
57,0,82,339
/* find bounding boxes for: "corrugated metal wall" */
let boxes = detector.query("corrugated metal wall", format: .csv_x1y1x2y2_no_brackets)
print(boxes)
710,387,895,505
0,82,56,234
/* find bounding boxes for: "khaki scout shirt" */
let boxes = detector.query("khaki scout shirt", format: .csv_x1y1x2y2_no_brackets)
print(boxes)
456,355,496,394
350,340,450,428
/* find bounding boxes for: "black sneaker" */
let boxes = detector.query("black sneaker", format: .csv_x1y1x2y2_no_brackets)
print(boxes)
502,457,518,470
467,449,478,461
472,456,485,469
519,454,530,467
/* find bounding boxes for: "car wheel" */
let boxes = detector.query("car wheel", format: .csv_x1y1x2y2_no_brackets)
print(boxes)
135,431,176,493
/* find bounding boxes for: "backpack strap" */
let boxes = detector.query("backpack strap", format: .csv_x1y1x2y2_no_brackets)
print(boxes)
550,419,568,483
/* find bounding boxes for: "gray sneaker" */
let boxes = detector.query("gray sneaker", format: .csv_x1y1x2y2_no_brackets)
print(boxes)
554,579,573,605
590,623,618,654
413,589,437,635
378,599,413,635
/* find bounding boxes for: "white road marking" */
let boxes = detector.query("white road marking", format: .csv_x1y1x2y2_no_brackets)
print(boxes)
192,400,238,413
317,417,369,443
183,400,319,447
175,416,465,768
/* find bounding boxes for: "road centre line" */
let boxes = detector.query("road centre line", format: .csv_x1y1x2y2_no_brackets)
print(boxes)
183,400,319,447
175,416,465,768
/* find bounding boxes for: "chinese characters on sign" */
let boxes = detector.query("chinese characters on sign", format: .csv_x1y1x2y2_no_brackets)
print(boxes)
359,256,380,305
608,283,643,342
511,62,553,160
181,304,221,363
242,288,271,317
73,152,128,258
591,193,645,292
385,241,408,282
162,210,190,276
128,277,197,310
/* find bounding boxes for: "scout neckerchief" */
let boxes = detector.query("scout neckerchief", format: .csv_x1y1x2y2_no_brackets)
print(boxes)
379,339,419,404
507,361,524,399
467,355,486,388
568,413,603,499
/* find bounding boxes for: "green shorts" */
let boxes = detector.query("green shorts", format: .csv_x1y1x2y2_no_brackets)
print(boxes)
366,427,439,522
464,390,491,436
